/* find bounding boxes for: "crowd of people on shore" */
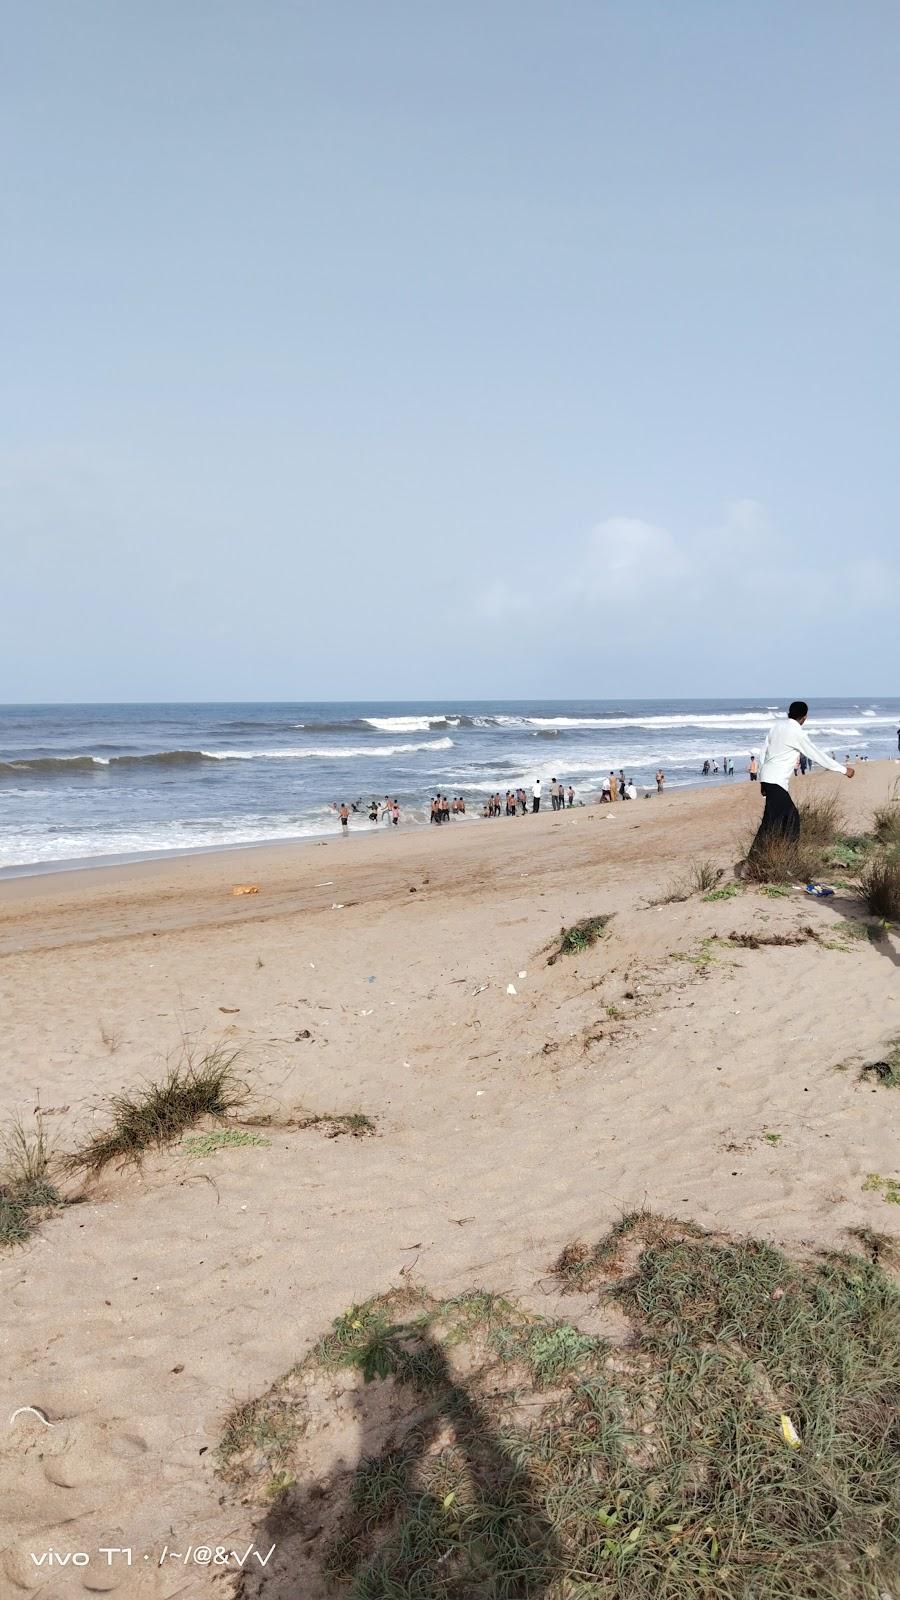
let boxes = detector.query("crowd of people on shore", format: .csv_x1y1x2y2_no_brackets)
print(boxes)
430,795,465,823
332,770,652,830
482,778,575,817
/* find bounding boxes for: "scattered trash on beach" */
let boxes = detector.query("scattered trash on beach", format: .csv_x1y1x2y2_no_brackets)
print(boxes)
506,983,517,996
219,1006,240,1014
472,983,489,996
296,1029,312,1040
517,970,527,978
806,883,835,897
231,884,259,896
331,902,345,910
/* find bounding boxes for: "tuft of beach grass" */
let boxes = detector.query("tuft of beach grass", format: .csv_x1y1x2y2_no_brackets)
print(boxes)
859,853,900,922
0,1114,61,1248
742,831,825,885
63,1043,246,1178
548,914,612,962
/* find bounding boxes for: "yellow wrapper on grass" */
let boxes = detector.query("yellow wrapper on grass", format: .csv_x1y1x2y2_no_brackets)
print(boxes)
780,1413,801,1448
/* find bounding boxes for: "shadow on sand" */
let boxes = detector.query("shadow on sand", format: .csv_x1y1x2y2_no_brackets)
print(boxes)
233,1325,563,1600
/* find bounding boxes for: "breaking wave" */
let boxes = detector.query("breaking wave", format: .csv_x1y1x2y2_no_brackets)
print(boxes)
0,738,455,779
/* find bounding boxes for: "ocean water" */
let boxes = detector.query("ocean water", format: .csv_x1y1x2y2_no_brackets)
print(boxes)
1,699,897,873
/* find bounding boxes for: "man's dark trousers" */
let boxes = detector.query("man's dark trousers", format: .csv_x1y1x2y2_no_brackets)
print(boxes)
751,781,800,854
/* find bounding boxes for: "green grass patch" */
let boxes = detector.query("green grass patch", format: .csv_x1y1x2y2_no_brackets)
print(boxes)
297,1112,377,1139
828,833,878,871
860,1040,900,1089
863,1173,900,1204
219,1218,900,1599
63,1044,246,1178
670,936,726,969
548,914,612,963
181,1129,270,1156
702,881,741,902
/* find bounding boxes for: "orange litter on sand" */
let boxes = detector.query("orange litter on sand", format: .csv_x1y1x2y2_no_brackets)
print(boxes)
232,885,259,896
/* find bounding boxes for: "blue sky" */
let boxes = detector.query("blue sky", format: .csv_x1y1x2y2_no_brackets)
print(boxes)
2,1,898,701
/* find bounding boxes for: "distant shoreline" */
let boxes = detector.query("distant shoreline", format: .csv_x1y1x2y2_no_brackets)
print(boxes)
0,768,757,881
1,760,895,904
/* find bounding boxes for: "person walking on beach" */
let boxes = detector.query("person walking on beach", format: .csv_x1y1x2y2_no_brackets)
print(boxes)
656,769,665,793
748,754,758,782
749,702,853,854
339,802,349,831
609,771,618,802
532,778,542,813
567,785,574,807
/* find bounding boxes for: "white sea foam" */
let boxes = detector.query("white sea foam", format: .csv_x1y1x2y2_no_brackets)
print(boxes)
513,713,892,732
365,715,453,733
204,737,454,761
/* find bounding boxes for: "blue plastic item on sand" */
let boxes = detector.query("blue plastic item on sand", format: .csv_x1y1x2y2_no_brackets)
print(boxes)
805,883,835,897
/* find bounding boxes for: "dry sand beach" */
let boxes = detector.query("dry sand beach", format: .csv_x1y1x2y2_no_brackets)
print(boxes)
2,764,899,1597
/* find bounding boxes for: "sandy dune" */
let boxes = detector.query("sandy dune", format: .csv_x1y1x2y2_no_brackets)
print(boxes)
1,766,898,1596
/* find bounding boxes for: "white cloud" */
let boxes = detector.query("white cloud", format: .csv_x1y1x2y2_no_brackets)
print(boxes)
460,499,899,641
583,517,686,596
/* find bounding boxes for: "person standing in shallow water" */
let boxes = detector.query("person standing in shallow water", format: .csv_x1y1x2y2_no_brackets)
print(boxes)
749,701,853,854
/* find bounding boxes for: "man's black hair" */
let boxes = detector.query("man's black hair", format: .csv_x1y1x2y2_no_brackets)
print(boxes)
788,700,809,721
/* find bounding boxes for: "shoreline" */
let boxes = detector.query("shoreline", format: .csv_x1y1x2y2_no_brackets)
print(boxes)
0,768,805,883
1,761,895,950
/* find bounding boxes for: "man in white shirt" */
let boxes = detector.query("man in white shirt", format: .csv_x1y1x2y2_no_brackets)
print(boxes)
532,778,542,814
751,701,853,852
